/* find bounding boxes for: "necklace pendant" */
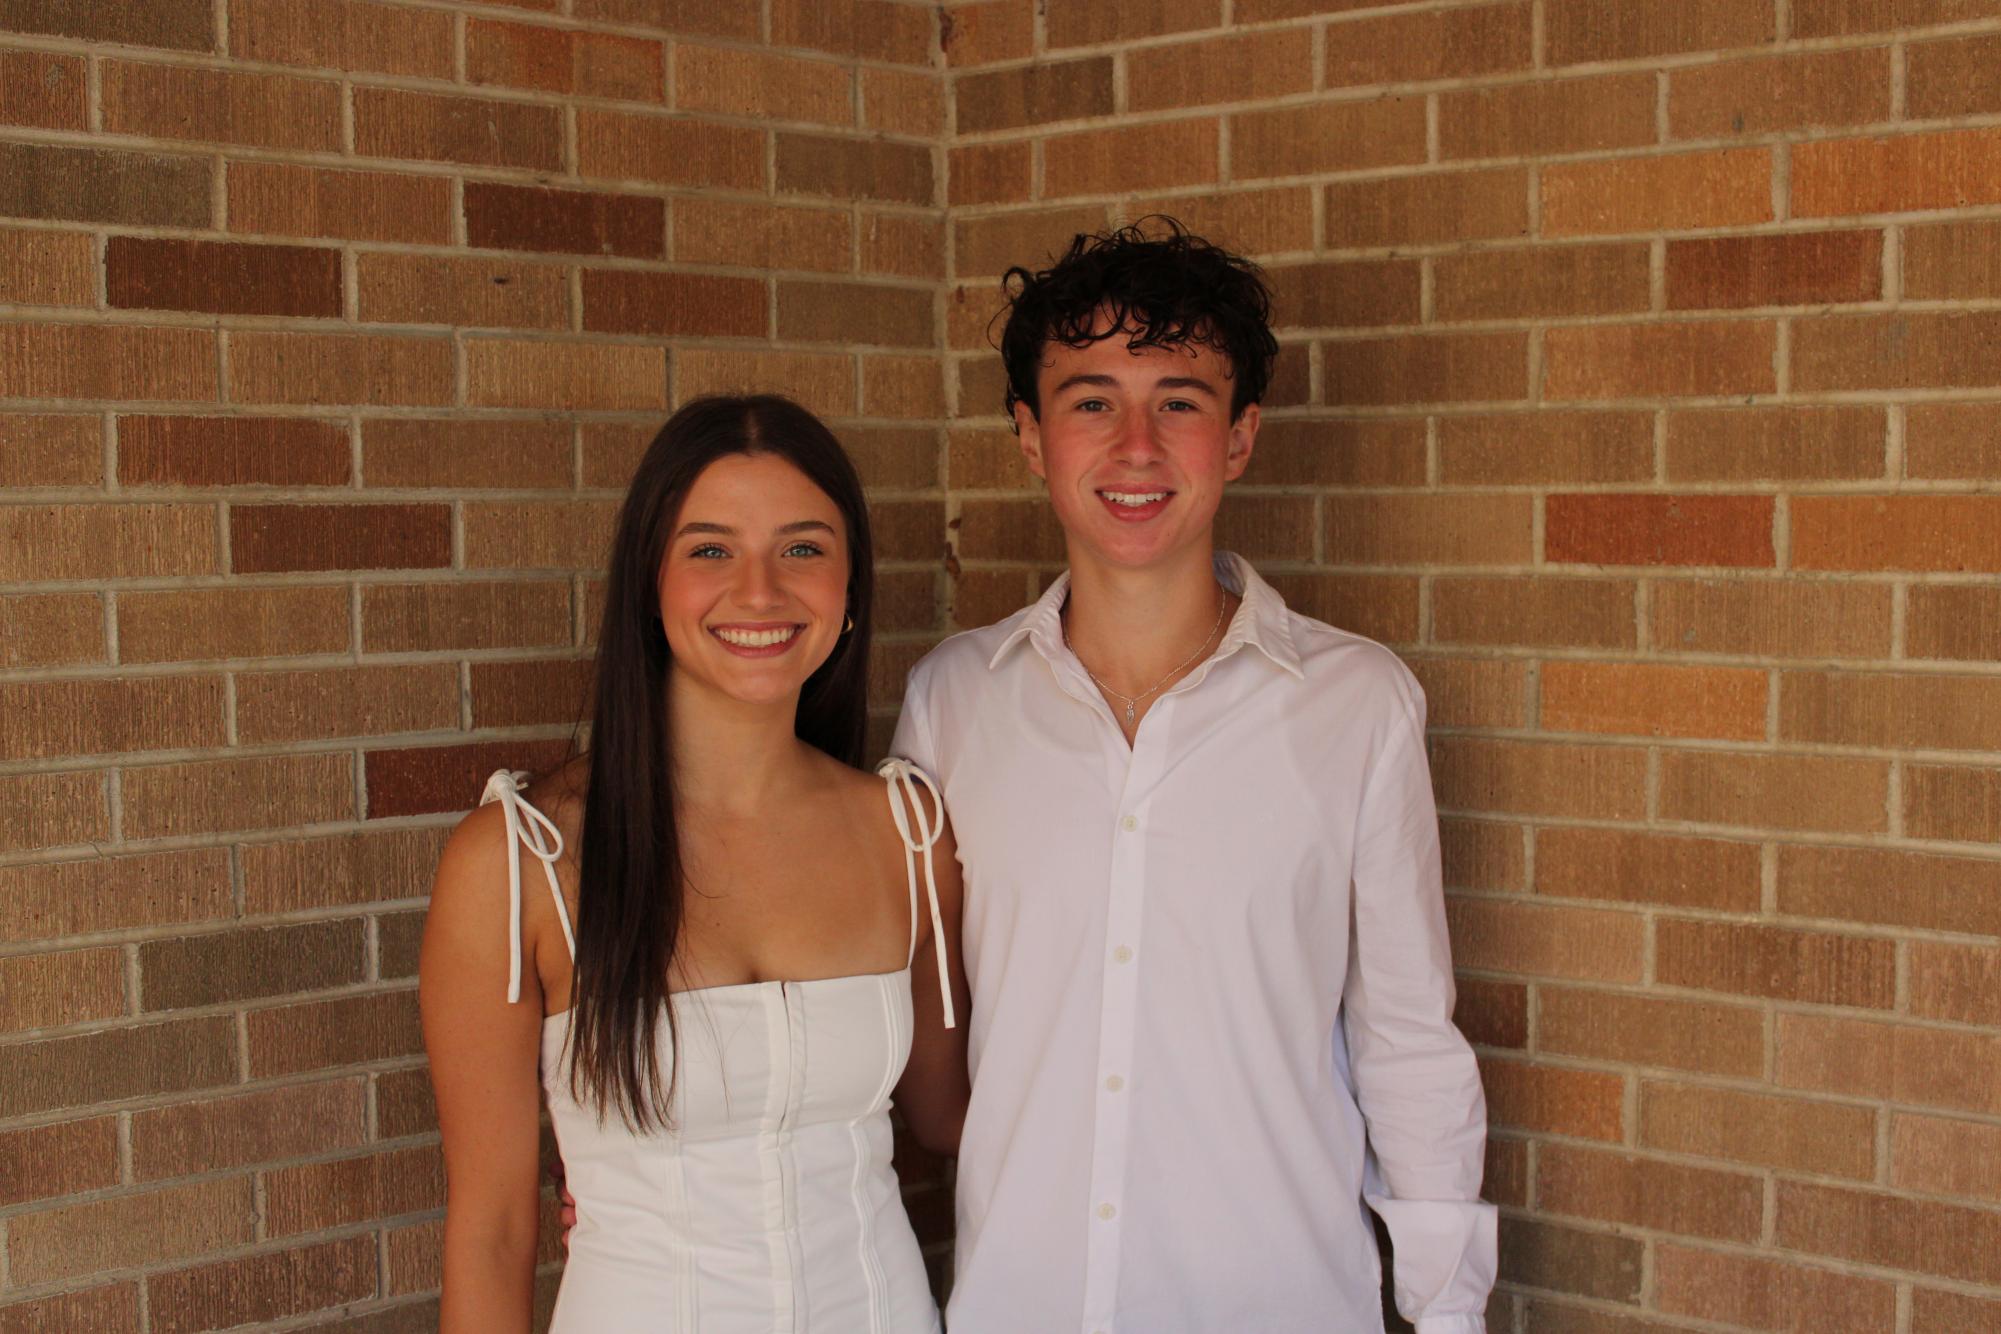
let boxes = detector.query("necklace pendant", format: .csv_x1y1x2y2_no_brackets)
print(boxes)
1125,701,1136,725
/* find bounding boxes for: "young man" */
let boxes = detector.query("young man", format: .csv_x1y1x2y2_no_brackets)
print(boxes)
891,222,1495,1332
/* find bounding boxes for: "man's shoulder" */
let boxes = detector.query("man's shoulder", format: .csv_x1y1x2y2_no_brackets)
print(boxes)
904,605,1037,695
1283,608,1425,724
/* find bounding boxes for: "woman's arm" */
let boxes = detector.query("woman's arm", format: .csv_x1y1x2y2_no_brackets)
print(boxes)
420,807,548,1334
896,811,972,1155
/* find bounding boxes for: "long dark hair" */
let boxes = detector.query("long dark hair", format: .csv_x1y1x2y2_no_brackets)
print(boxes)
569,394,874,1130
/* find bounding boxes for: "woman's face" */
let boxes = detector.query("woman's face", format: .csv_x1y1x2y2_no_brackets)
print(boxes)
657,452,852,709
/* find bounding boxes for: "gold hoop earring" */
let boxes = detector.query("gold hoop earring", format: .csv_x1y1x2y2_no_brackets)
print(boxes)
843,613,855,634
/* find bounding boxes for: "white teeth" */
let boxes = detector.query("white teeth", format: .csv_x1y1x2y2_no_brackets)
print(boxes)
1103,491,1169,507
713,626,798,648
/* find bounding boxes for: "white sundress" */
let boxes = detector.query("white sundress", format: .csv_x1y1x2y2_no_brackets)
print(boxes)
478,761,954,1334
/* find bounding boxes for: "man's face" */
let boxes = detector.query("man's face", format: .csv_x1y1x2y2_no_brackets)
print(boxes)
1014,324,1257,575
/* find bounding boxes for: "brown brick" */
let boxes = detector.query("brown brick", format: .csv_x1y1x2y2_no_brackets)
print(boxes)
230,503,448,574
1661,749,1888,833
231,0,453,77
1909,941,2001,1027
582,110,766,191
578,418,660,485
1480,1057,1625,1142
1660,917,1895,1009
677,348,855,418
1540,1145,1761,1242
1435,243,1650,322
464,17,569,92
0,1117,119,1207
2,1015,235,1118
468,338,667,411
942,0,1032,65
1537,827,1761,912
871,499,948,561
1446,898,1644,983
1325,169,1528,249
1897,1113,2001,1203
1548,319,1777,400
955,352,1011,417
118,585,348,664
950,142,1031,206
0,1287,140,1333
581,270,766,338
132,1079,366,1181
0,226,92,307
1908,218,2001,300
861,212,943,280
1455,977,1528,1051
1644,1081,1874,1177
576,30,666,102
268,1144,444,1235
1432,577,1637,649
1546,493,1773,567
0,592,104,668
149,1235,378,1334
243,826,445,916
1,413,100,488
1794,127,2001,216
0,947,124,1033
1232,97,1427,179
1777,1181,2001,1285
1915,1288,2001,1334
1043,118,1218,199
1265,571,1420,644
1666,405,1884,482
1540,988,1763,1077
862,355,945,419
358,252,569,331
1043,0,1217,45
672,198,851,272
1,322,218,402
1909,584,2001,661
356,87,562,170
1801,311,2001,395
773,0,933,62
1546,0,1774,64
1324,494,1532,565
957,58,1112,134
119,415,348,488
1792,0,2001,38
0,141,209,228
954,205,1107,278
1,676,225,762
238,663,460,745
1544,150,1772,237
363,419,571,491
1214,495,1315,561
1793,494,2001,572
864,67,941,137
1500,1217,1643,1304
1440,73,1657,161
875,568,939,633
1431,737,1647,820
1542,661,1765,741
104,60,338,151
1437,412,1650,486
1908,31,2001,118
1326,331,1529,407
0,503,218,582
778,280,936,347
956,497,1066,560
362,580,572,653
1267,259,1421,330
365,739,569,819
1135,187,1315,258
8,1177,254,1286
376,1066,438,1139
947,428,1035,491
470,658,593,729
0,848,228,944
1906,763,2001,844
1667,230,1881,311
1441,819,1526,894
1906,402,2001,479
1328,3,1531,88
462,499,619,570
123,752,353,840
1249,418,1426,487
1779,1012,2001,1116
674,43,852,125
228,163,451,245
247,989,422,1077
1777,844,2001,938
576,0,755,36
1652,577,1891,658
464,182,663,260
1655,1244,1899,1333
228,331,452,407
0,0,212,49
1783,670,2001,751
1126,29,1311,112
1671,47,1892,140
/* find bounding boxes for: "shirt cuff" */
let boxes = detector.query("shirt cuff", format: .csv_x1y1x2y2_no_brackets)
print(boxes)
1414,1315,1487,1334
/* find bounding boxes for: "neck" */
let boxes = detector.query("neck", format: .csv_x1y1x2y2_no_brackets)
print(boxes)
1062,543,1230,691
665,671,811,819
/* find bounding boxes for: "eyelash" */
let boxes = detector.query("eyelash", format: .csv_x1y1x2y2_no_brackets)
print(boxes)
1076,399,1199,413
685,542,826,559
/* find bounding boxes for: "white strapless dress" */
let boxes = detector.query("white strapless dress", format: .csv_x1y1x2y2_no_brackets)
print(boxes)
480,763,952,1334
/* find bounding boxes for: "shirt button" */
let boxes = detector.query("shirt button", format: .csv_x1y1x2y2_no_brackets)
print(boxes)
1097,1203,1117,1221
1105,1074,1124,1092
1120,814,1138,832
1112,945,1133,964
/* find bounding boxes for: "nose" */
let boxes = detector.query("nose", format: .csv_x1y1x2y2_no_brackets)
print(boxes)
1110,409,1163,465
733,553,782,610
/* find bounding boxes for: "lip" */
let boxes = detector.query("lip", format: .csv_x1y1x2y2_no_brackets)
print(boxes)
707,622,805,658
1096,487,1174,522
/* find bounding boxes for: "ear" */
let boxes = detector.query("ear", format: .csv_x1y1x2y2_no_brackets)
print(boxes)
1223,401,1259,482
1013,400,1047,481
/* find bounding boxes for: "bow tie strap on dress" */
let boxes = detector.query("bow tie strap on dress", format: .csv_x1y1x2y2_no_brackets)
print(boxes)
876,758,956,1031
479,769,576,1004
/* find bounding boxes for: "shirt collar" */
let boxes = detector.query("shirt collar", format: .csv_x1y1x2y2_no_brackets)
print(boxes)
986,552,1305,680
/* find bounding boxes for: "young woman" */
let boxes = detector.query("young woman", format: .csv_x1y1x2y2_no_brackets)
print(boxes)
420,395,970,1333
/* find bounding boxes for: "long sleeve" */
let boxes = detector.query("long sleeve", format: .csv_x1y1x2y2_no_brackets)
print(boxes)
1341,689,1497,1332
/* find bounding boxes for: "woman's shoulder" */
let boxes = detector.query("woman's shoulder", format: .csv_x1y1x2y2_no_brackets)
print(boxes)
438,760,587,884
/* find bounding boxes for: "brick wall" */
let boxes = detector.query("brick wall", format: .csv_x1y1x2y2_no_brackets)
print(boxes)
938,1,2001,1330
0,0,947,1327
7,0,2001,1329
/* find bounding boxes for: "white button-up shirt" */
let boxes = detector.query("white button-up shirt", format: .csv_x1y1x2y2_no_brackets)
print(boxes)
892,554,1495,1334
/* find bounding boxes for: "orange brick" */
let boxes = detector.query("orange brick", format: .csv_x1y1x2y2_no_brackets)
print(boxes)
1791,0,2001,37
576,31,666,103
0,322,218,402
1895,1112,2001,1204
1802,310,2001,395
1326,3,1531,88
1126,29,1311,112
1432,737,1647,821
1543,149,1773,236
247,989,421,1077
1479,1057,1625,1141
772,0,934,63
1655,1244,1898,1333
675,43,853,126
1643,1081,1875,1177
1538,988,1764,1077
942,0,1033,66
119,415,350,488
1439,73,1657,161
1666,405,1884,482
1667,230,1882,310
1545,0,1775,64
1541,661,1766,741
266,1145,444,1236
464,17,571,93
1793,494,2001,572
583,270,767,339
0,504,218,582
1546,493,1773,567
7,1178,254,1286
1325,168,1529,249
360,253,570,331
123,752,355,840
1909,941,2001,1027
1905,763,2001,845
1323,494,1531,566
0,592,104,669
1538,1145,1762,1242
1432,577,1637,649
1908,584,2001,661
1777,844,2001,938
1777,1181,2001,1286
1043,0,1219,47
0,947,125,1032
230,503,448,574
1537,826,1761,912
1325,331,1528,407
1658,918,1895,1007
1778,1012,2001,1116
1652,577,1892,658
1659,749,1888,833
1042,118,1218,199
576,0,752,37
1794,127,2001,217
241,826,446,915
354,87,561,171
228,331,452,407
466,339,665,411
676,349,854,418
1906,31,2001,119
1438,412,1650,486
1906,402,2001,479
131,1079,367,1180
1547,319,1777,400
0,412,101,488
1783,670,2001,751
863,67,941,137
103,60,339,151
1434,243,1650,322
1915,1288,2001,1334
0,1286,140,1330
1670,46,1892,139
0,1117,119,1207
1446,897,1644,983
0,848,229,945
364,737,569,818
229,0,453,78
147,1236,377,1334
0,227,94,308
1231,98,1427,180
672,198,851,272
227,162,451,246
1,676,224,762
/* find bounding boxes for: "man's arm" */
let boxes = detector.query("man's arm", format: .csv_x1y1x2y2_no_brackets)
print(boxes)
1342,690,1497,1334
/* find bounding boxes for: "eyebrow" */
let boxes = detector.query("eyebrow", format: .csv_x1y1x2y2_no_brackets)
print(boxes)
1049,372,1220,398
672,519,839,539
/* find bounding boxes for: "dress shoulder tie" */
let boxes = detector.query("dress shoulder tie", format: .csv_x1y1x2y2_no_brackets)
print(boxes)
480,768,577,1003
876,758,955,1031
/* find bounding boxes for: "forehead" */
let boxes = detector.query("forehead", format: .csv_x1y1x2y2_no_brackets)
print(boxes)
677,452,842,523
1036,325,1233,389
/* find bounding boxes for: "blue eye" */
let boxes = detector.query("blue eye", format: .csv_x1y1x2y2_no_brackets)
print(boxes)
688,543,727,559
784,542,825,558
1163,399,1198,412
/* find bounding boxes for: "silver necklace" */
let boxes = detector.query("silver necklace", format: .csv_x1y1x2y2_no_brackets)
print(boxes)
1064,592,1229,727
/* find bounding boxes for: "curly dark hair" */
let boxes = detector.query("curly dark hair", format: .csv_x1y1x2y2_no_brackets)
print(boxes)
997,217,1279,428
